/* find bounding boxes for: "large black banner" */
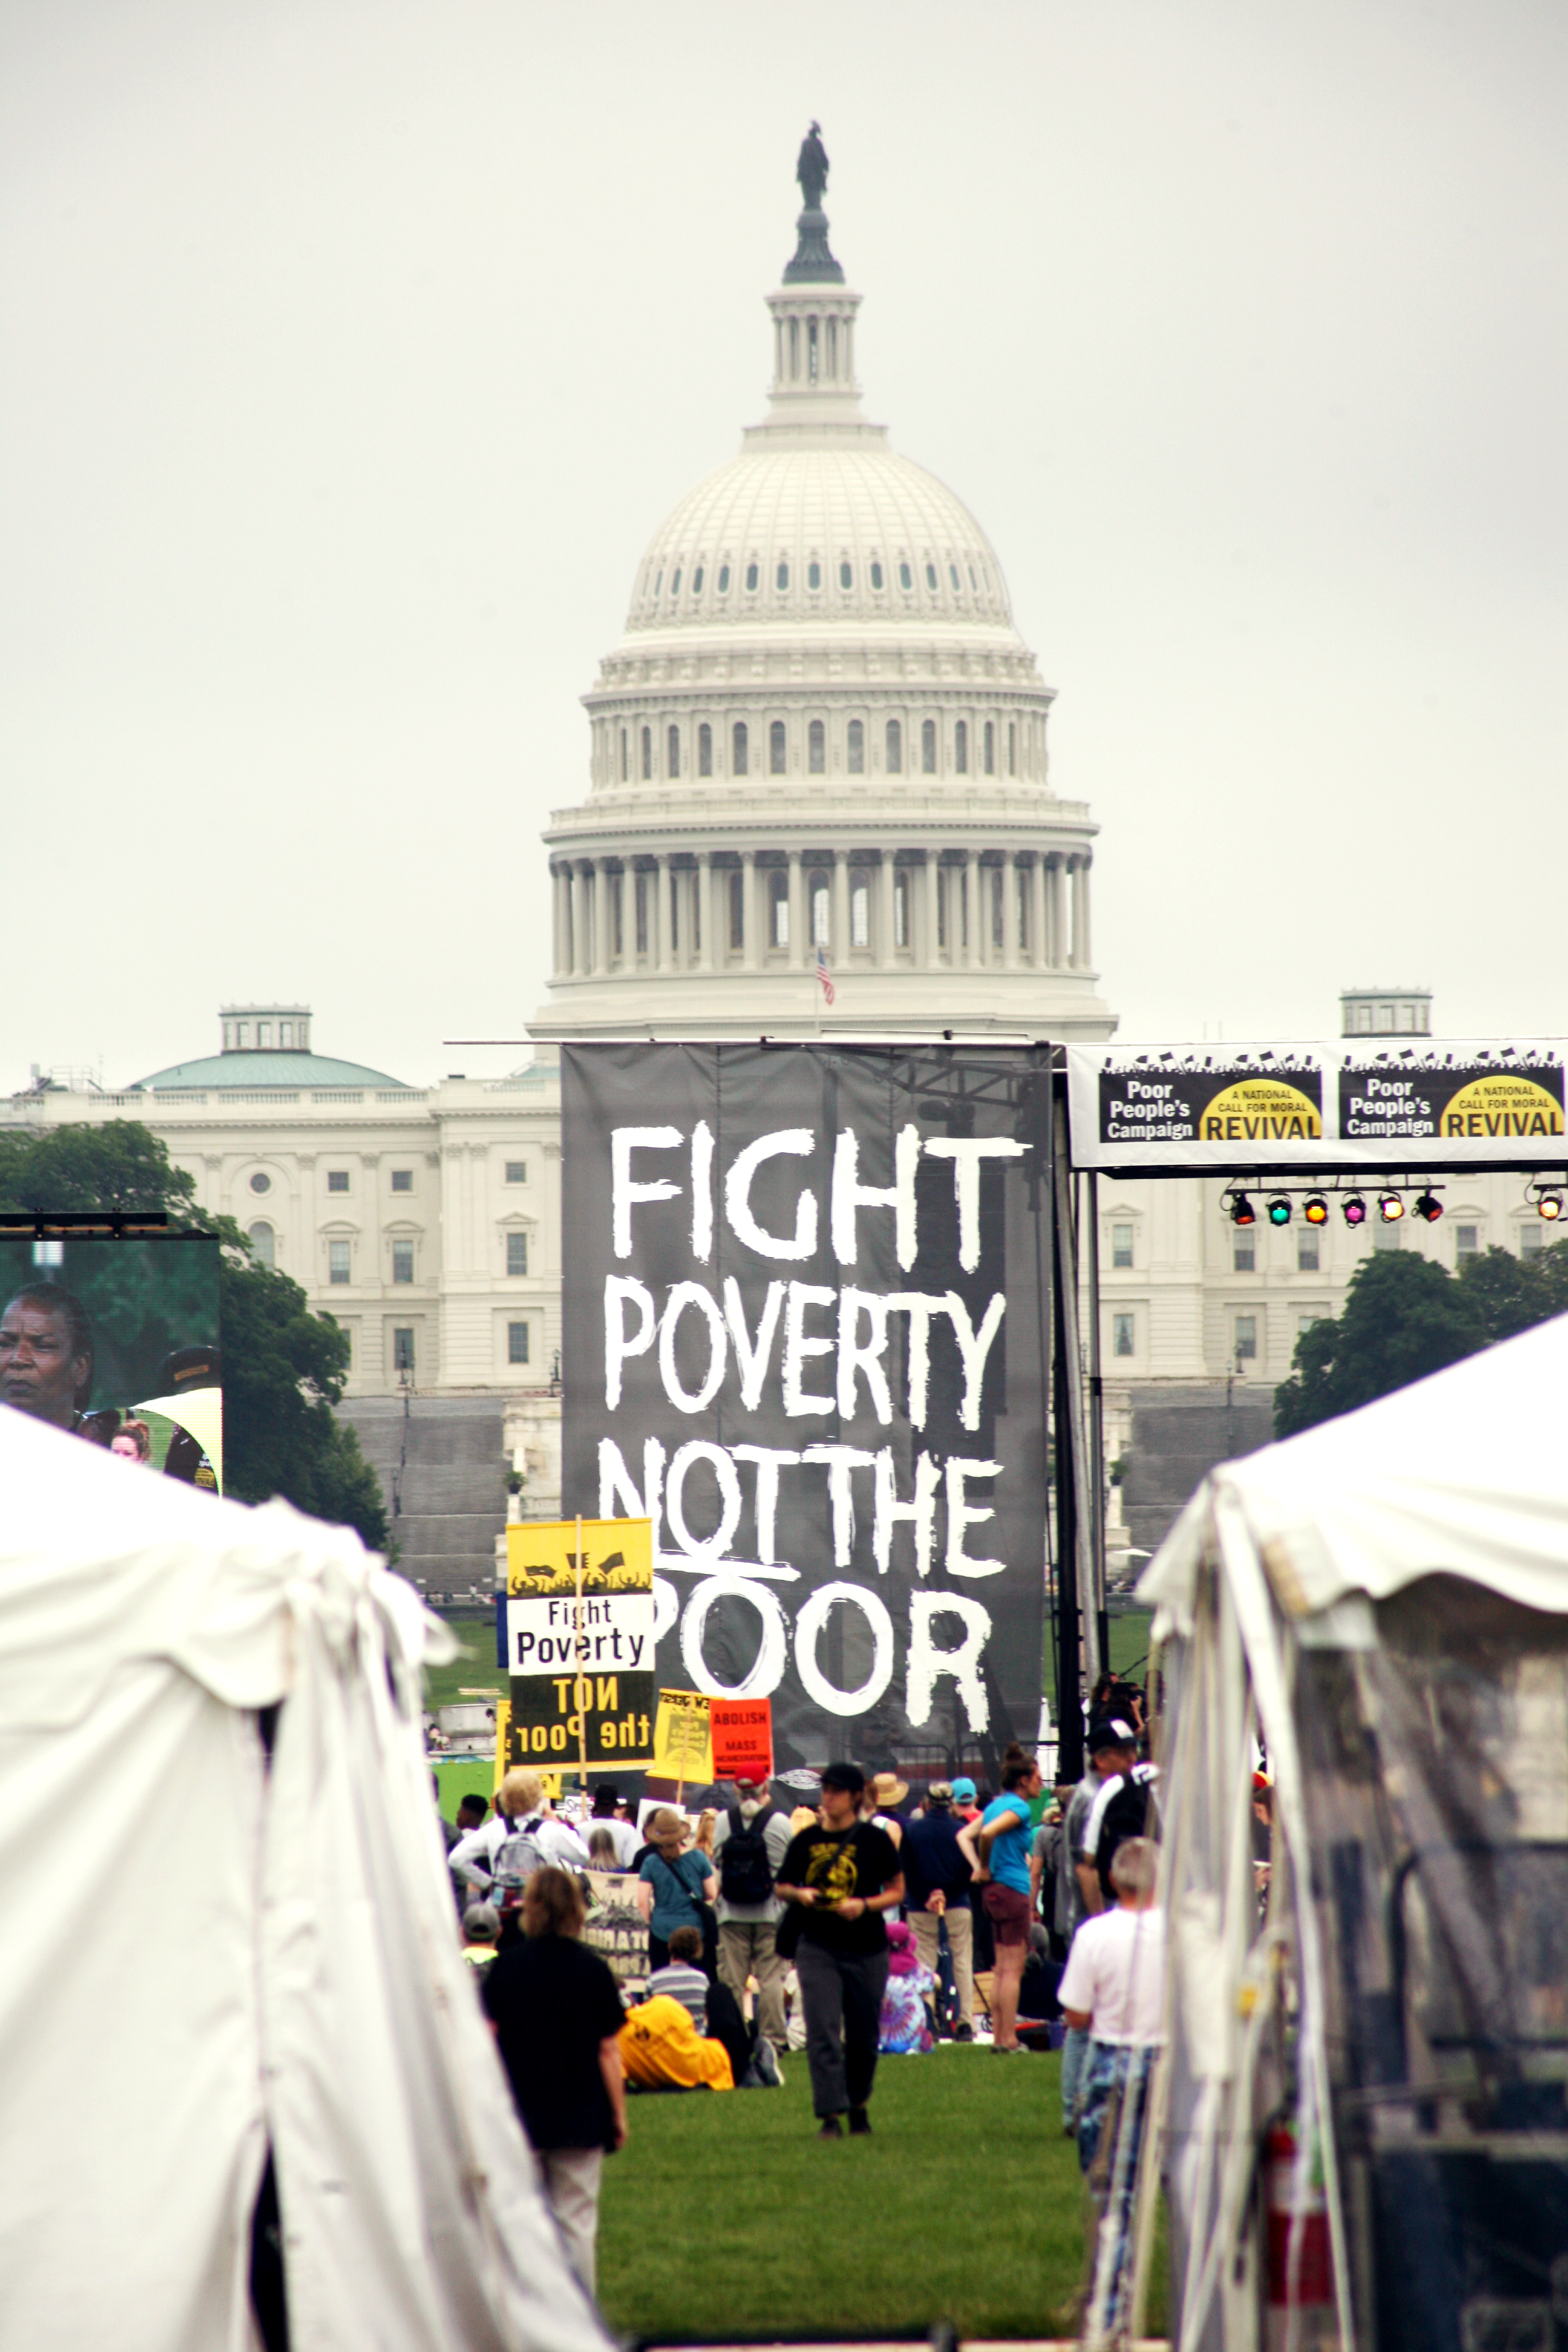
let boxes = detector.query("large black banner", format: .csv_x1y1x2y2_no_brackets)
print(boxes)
561,1042,1051,1774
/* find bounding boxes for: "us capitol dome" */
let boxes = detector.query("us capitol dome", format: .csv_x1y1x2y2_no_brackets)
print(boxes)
533,131,1115,1044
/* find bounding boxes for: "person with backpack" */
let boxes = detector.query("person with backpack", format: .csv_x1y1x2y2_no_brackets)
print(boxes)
448,1766,589,1894
711,1769,793,2066
634,1809,717,1973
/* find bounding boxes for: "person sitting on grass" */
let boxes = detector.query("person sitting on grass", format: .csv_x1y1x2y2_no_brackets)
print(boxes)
482,1866,627,2299
460,1901,500,1980
958,1742,1044,2054
647,1925,709,2031
877,1920,936,2054
618,1992,734,2094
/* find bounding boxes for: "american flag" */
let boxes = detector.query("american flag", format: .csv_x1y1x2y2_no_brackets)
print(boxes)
815,945,835,1006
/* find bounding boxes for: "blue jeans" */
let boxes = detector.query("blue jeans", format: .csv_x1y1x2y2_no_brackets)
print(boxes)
1077,2037,1156,2176
1061,2021,1090,2128
1078,2042,1159,2339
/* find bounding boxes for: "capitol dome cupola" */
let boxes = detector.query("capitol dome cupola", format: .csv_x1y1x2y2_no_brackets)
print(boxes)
532,133,1115,1047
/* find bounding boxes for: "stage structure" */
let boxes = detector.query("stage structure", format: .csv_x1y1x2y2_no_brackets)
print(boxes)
1064,1037,1568,1639
559,1040,1066,1783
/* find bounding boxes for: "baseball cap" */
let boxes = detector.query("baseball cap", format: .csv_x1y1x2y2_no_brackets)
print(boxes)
1088,1716,1139,1754
820,1761,866,1796
950,1776,977,1802
462,1903,500,1941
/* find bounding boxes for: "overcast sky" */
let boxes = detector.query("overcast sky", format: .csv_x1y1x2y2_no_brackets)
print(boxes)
4,1,1564,1092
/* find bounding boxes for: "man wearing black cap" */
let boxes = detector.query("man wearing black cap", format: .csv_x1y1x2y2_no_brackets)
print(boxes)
774,1763,904,2139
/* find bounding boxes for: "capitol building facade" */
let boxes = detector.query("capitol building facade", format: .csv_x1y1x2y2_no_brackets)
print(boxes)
4,154,1542,1589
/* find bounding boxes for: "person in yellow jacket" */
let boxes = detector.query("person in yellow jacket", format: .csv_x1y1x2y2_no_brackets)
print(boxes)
618,1993,734,2091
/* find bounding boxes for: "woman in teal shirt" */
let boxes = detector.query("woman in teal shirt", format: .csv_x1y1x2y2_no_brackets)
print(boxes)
635,1809,717,1971
958,1744,1045,2052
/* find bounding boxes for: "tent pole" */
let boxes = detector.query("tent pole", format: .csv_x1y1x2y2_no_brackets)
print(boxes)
1084,1167,1108,1668
1054,1110,1101,1732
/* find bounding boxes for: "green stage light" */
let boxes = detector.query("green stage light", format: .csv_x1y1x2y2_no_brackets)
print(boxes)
1267,1196,1292,1226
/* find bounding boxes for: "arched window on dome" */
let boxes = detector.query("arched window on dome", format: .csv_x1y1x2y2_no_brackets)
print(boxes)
769,869,789,948
955,720,968,775
808,318,818,382
810,872,830,947
969,565,978,590
620,728,629,783
770,720,787,775
839,560,852,589
698,723,713,777
745,561,759,592
776,560,789,592
850,870,870,950
693,566,704,593
1008,722,1017,777
641,726,653,780
886,719,903,774
921,719,937,775
808,560,820,589
718,564,731,592
870,561,883,589
949,564,960,591
734,721,748,776
894,868,910,950
654,571,663,596
667,725,680,778
925,562,938,591
808,719,825,774
898,561,912,591
249,1220,275,1270
729,871,745,951
847,720,864,775
983,720,995,776
789,317,800,378
671,569,682,596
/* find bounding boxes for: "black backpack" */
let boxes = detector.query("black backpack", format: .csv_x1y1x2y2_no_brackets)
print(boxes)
1094,1766,1157,1900
718,1804,777,1905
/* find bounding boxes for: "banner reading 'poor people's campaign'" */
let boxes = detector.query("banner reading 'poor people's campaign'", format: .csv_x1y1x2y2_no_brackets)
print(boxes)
0,1235,222,1486
561,1042,1052,1773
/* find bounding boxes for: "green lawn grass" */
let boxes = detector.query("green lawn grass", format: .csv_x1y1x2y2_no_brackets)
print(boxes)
596,2043,1162,2342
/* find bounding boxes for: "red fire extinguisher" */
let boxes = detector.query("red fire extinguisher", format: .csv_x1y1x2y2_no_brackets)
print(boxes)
1264,2123,1333,2348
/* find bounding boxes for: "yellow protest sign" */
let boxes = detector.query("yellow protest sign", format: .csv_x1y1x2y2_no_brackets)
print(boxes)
491,1700,562,1797
503,1517,656,1770
652,1687,712,1784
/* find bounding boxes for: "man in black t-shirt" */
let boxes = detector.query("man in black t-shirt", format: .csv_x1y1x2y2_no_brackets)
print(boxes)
774,1763,904,2139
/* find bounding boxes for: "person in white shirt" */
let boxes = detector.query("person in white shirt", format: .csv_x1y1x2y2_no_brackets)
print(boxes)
586,1784,641,1869
1057,1835,1164,2177
448,1766,591,1889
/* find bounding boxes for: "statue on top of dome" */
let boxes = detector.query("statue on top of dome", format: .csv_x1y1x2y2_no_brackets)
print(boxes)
796,122,829,213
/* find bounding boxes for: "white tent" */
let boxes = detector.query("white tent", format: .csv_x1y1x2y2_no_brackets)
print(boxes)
0,1406,615,2352
1130,1315,1568,2352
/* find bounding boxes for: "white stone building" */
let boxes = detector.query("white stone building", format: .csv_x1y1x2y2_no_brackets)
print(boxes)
7,162,1555,1581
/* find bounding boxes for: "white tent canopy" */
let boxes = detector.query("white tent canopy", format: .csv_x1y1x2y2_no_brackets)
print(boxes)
0,1406,614,2352
1131,1315,1568,2352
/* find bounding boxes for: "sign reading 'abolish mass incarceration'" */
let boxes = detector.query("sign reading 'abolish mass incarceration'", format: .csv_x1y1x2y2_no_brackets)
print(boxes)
1067,1041,1568,1172
560,1042,1052,1773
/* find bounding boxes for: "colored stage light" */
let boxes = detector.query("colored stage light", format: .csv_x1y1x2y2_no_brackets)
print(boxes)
1303,1195,1329,1225
1414,1192,1443,1224
1229,1193,1257,1228
1267,1196,1292,1227
1342,1195,1368,1226
1539,1191,1563,1221
1379,1192,1405,1223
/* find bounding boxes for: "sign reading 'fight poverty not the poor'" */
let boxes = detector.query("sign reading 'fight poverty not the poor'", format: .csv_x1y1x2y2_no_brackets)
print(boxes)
561,1042,1052,1772
503,1515,656,1768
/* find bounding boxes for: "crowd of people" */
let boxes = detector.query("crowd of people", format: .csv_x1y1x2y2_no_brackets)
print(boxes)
434,1678,1169,2317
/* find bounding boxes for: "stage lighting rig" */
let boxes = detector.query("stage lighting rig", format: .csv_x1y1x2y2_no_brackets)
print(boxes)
1413,1192,1443,1224
1303,1195,1328,1226
1267,1196,1292,1227
1378,1192,1405,1224
1538,1191,1563,1222
1228,1192,1257,1228
1342,1195,1368,1227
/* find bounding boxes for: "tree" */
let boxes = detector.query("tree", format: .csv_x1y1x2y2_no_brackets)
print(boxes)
1459,1238,1568,1344
1273,1250,1488,1437
0,1120,388,1548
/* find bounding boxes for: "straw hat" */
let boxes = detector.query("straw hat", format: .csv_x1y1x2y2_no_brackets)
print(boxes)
867,1771,909,1809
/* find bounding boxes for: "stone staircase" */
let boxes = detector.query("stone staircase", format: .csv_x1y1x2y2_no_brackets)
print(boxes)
337,1394,507,1598
1118,1382,1275,1566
